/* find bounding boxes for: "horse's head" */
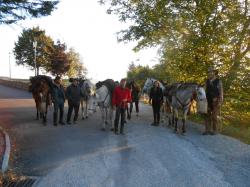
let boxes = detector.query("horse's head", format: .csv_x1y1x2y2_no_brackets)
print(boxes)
143,78,154,94
81,79,95,99
196,86,206,101
95,85,111,107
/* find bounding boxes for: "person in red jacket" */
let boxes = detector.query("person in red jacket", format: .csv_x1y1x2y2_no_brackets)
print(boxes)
112,78,132,135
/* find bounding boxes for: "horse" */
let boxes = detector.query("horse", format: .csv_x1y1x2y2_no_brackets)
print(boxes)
95,79,116,131
171,83,206,134
79,79,96,119
142,78,165,96
29,75,53,124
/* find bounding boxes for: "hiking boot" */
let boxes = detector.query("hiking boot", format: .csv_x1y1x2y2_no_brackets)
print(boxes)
59,121,65,125
151,122,156,126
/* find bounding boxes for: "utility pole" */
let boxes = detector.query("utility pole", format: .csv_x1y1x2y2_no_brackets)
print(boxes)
33,40,37,76
8,52,11,79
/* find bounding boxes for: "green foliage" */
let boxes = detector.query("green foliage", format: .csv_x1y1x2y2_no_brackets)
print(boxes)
114,0,250,141
49,41,70,76
0,0,59,24
66,48,87,78
127,62,154,88
103,0,249,88
13,27,54,75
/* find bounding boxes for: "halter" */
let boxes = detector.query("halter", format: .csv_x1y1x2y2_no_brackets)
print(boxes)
98,86,110,108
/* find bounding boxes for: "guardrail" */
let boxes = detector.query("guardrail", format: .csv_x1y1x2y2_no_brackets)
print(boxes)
0,79,30,91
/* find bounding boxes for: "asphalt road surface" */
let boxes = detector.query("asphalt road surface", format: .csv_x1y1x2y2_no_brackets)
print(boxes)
0,85,249,187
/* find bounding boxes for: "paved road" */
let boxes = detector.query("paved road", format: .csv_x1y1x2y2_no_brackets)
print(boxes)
0,85,250,187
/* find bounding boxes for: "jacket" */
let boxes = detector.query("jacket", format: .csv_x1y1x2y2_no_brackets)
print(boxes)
149,87,163,104
66,84,82,104
112,86,132,108
52,84,65,104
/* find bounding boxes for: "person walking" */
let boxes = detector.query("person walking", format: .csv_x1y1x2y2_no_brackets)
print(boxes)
112,78,132,135
149,80,163,126
66,78,82,124
52,76,66,126
203,67,223,135
129,81,141,118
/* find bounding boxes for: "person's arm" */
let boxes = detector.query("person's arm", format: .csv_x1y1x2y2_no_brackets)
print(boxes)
112,87,117,108
66,86,72,102
127,89,132,103
160,88,164,104
61,85,66,102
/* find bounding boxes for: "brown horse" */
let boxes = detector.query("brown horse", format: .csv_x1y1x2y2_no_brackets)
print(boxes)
29,76,52,124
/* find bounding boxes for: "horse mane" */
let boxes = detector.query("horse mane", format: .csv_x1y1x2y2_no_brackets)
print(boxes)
96,79,116,93
29,75,54,92
178,82,198,90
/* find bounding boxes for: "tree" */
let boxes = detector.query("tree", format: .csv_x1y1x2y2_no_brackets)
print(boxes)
127,64,154,88
66,48,87,78
13,26,54,75
0,0,59,24
102,0,250,89
49,41,70,76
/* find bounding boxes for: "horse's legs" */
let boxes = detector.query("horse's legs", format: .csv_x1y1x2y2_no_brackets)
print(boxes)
85,100,88,118
36,106,39,120
80,100,85,119
174,109,178,133
108,107,114,130
100,108,106,130
182,109,188,134
43,112,47,124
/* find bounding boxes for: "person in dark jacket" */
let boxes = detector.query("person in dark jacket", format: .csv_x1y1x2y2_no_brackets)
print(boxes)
129,81,141,118
149,80,163,126
112,78,132,135
52,76,65,126
66,78,82,124
203,67,223,135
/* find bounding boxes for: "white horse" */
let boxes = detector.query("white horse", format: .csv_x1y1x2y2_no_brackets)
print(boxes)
171,83,206,134
80,79,96,119
95,85,114,131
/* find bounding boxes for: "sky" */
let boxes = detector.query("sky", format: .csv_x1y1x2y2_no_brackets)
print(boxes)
0,0,159,81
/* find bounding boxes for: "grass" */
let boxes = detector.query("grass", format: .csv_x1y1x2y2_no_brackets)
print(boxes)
189,113,250,145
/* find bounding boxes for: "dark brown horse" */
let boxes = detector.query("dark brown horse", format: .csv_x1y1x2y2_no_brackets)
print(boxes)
29,75,53,124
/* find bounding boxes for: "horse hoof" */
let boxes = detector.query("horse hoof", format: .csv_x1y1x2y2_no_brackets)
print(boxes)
105,121,108,125
82,117,85,120
101,128,106,131
110,128,114,131
86,116,88,119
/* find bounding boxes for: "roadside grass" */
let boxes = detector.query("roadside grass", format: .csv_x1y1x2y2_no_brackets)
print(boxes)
142,97,250,145
189,113,250,145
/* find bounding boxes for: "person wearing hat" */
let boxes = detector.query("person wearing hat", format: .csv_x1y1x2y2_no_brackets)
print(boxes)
52,76,66,126
149,80,164,126
66,78,82,124
203,67,223,135
112,78,132,135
